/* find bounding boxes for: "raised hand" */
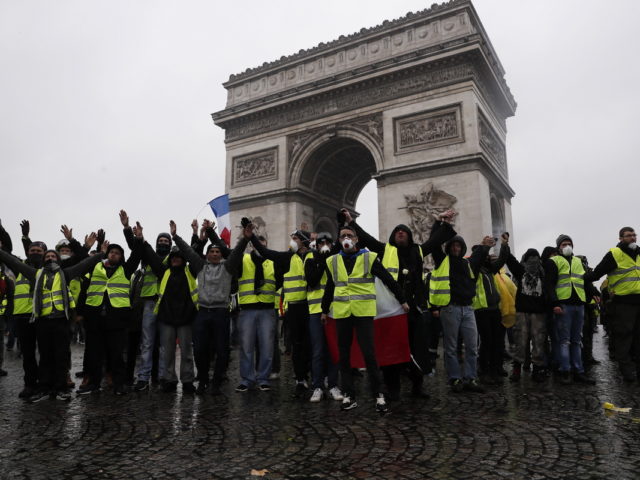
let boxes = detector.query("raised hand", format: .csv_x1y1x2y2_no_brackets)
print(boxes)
242,222,255,239
481,235,496,247
119,210,129,228
191,219,198,234
101,240,110,254
170,220,177,237
134,221,144,239
20,219,30,237
340,208,353,224
85,232,97,249
97,229,105,246
60,225,73,241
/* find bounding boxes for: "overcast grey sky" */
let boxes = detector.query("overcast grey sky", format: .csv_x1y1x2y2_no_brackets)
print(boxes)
1,0,638,267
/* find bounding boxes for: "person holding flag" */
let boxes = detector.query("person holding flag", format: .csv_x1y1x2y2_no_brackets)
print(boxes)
320,225,409,413
208,195,232,247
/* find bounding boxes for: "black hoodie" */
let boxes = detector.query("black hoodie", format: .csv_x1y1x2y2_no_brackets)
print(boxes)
432,235,490,306
506,248,547,313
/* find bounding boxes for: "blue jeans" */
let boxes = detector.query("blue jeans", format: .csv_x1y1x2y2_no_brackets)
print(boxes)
308,313,338,389
440,304,478,380
193,308,230,385
554,304,584,373
237,309,275,386
137,300,164,382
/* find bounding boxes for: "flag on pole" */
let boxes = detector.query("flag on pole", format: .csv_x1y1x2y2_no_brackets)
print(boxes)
324,278,411,368
208,194,231,246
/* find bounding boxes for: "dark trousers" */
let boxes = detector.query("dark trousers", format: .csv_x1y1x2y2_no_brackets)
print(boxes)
86,322,127,389
611,303,640,376
336,315,381,399
193,307,229,385
36,316,70,392
287,302,310,382
15,315,38,388
582,305,597,362
475,308,505,374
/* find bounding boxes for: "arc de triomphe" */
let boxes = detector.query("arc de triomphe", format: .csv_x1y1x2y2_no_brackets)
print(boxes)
212,0,516,249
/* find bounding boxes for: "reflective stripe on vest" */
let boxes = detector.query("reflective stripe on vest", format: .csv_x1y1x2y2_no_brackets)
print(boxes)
13,273,33,315
85,263,131,308
326,252,377,319
238,254,276,305
154,267,198,314
607,247,640,296
428,256,474,307
283,252,313,302
382,243,424,282
69,278,82,304
140,256,168,298
551,255,585,302
306,256,326,315
34,270,76,317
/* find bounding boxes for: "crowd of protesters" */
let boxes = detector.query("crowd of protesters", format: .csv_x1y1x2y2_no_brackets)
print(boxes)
0,209,637,412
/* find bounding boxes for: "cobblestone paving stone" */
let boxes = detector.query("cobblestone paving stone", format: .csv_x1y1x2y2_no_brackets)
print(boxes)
0,330,639,479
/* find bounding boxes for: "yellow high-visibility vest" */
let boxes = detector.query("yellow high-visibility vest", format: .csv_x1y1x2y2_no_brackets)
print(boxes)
326,252,377,319
85,262,131,308
607,247,640,296
154,267,198,314
283,252,313,302
551,255,585,302
428,256,474,307
13,273,33,315
237,254,276,305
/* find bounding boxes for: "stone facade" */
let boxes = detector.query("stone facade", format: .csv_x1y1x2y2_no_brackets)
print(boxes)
212,0,516,253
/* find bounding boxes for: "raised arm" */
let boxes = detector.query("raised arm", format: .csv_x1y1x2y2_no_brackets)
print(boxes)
0,247,36,281
205,219,231,258
505,252,525,280
63,248,105,281
119,210,136,250
20,220,31,257
141,241,167,278
469,237,493,276
224,228,251,274
486,237,510,274
250,234,292,267
342,209,385,256
171,221,205,273
420,210,457,256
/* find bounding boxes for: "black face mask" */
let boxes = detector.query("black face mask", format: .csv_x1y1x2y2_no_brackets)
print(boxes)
28,254,43,268
156,244,171,257
44,259,59,268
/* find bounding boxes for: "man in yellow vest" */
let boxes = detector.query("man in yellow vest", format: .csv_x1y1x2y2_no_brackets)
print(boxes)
587,227,640,381
234,223,280,392
0,238,106,402
250,228,315,397
341,208,456,399
140,223,200,394
120,210,172,391
544,234,596,385
320,226,409,412
430,235,494,393
77,239,143,396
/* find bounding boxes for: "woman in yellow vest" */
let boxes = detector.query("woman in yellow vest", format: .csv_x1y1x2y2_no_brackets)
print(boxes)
320,226,408,413
544,234,596,385
0,240,105,402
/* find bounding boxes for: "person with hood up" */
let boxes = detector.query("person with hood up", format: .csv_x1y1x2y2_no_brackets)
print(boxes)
119,210,171,392
77,235,142,396
471,233,510,384
320,225,409,413
249,228,316,397
544,234,597,385
506,247,548,382
172,220,249,395
0,235,107,402
430,234,494,393
141,221,200,393
586,227,640,382
341,208,456,399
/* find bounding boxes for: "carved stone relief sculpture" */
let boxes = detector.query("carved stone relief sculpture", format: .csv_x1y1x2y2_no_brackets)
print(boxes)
402,183,458,244
232,148,278,185
394,104,463,154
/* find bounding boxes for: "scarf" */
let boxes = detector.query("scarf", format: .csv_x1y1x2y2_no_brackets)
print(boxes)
250,250,265,288
520,257,544,297
31,263,71,322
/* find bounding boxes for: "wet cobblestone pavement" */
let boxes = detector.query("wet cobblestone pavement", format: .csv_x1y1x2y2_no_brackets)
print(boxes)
1,329,639,480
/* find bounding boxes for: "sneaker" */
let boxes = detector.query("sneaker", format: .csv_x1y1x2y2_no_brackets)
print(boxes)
114,385,129,396
450,378,464,393
268,372,280,380
195,383,208,395
293,381,307,398
133,380,149,392
182,382,196,394
464,379,485,393
235,384,249,393
329,387,344,401
77,384,101,395
341,396,358,411
28,390,50,403
55,391,71,401
258,384,271,392
375,393,388,413
309,388,324,402
573,372,596,385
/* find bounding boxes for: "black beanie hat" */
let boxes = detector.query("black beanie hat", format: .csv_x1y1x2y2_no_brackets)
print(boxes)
555,234,573,248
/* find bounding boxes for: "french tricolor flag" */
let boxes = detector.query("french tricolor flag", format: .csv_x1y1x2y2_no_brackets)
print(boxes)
208,194,231,247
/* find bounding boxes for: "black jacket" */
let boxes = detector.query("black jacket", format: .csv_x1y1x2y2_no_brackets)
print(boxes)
506,249,547,313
